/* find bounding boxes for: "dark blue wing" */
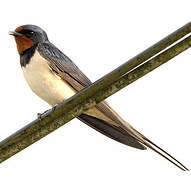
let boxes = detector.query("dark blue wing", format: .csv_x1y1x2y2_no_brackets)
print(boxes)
37,41,146,150
38,42,91,90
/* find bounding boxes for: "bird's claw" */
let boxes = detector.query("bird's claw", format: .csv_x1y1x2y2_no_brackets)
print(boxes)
37,113,43,120
37,104,58,120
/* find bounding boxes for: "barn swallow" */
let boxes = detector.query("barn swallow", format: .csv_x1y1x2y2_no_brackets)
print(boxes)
9,25,188,171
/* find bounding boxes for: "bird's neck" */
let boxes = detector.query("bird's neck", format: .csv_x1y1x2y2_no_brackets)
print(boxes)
20,44,38,67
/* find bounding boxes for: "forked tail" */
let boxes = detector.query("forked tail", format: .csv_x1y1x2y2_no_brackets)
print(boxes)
129,127,189,171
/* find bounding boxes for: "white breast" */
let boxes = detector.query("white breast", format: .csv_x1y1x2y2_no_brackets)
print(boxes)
22,50,117,125
22,50,76,106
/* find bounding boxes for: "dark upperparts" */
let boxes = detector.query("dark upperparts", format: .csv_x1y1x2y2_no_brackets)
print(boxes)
15,25,48,47
12,25,49,67
11,25,48,54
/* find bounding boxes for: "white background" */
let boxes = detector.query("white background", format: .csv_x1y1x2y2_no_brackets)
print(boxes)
0,0,191,179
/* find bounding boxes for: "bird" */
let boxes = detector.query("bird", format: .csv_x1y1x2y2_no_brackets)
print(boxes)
9,24,188,171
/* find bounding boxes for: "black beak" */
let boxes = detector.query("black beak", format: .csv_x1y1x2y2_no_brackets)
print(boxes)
9,31,23,36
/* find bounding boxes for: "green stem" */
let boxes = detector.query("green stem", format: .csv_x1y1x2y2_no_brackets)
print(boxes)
0,22,191,163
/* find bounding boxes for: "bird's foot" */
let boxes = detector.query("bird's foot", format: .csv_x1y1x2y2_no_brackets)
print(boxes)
52,104,58,111
37,104,58,120
37,113,42,119
37,110,49,120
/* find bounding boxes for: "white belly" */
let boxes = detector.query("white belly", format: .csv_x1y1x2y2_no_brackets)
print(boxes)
22,51,76,106
22,50,118,125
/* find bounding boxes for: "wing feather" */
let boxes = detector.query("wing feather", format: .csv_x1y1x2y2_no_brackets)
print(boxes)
37,42,188,170
37,42,145,149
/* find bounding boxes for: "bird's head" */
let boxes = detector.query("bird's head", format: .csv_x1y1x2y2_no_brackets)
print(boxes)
9,25,48,55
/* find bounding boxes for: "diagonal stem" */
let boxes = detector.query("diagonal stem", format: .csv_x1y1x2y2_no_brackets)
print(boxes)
0,22,191,163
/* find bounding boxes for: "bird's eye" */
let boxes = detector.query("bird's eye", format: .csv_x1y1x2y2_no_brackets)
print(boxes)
25,31,34,37
19,29,34,36
28,31,34,35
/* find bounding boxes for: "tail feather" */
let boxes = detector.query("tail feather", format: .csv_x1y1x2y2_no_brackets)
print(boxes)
78,114,146,150
129,128,189,171
80,101,188,171
145,138,189,171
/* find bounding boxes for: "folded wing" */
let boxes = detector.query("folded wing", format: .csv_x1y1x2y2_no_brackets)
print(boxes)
38,42,188,171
